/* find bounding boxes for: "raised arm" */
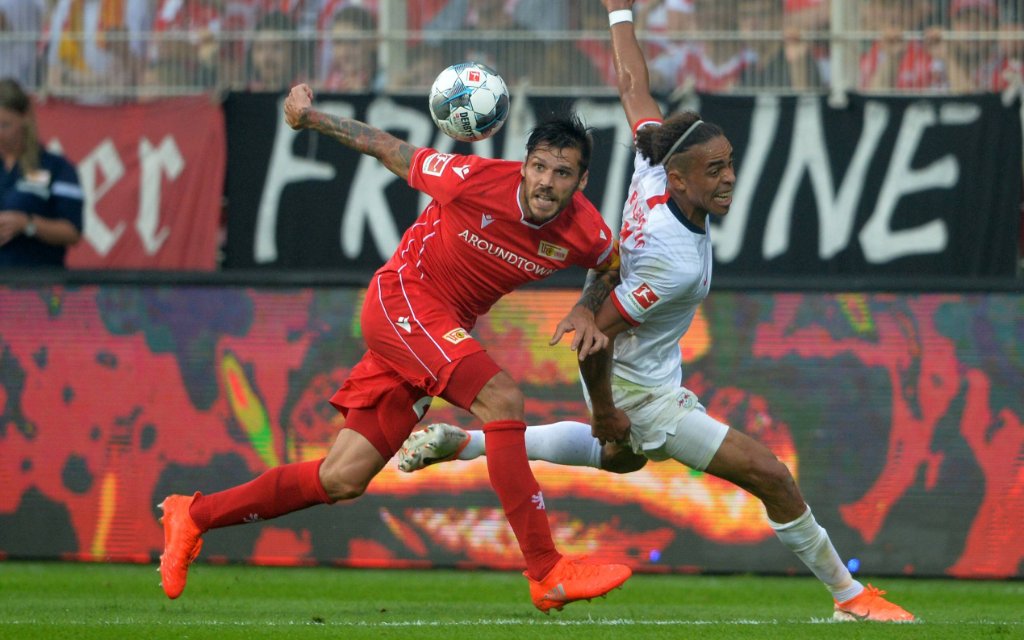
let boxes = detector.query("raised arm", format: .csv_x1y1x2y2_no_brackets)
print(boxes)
283,83,418,180
602,0,663,128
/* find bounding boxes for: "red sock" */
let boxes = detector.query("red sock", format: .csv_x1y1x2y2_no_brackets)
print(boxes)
188,459,331,531
483,420,561,580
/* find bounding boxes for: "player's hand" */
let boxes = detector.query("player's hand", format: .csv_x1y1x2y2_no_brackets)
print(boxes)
591,407,631,446
0,210,29,247
284,83,314,130
549,305,609,361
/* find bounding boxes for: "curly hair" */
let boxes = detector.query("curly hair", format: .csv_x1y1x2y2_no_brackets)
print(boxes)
635,110,724,168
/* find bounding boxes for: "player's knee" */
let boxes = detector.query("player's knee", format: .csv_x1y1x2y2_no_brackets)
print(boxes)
600,447,648,474
474,373,524,420
753,457,800,503
318,465,370,501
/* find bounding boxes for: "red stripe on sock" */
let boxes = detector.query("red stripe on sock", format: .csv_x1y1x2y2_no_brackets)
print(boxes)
482,420,561,580
189,458,330,531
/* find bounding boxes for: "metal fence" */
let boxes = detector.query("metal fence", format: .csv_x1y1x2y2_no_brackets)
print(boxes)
1,0,1022,101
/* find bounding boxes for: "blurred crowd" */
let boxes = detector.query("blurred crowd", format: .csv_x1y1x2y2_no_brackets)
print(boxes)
0,0,1021,100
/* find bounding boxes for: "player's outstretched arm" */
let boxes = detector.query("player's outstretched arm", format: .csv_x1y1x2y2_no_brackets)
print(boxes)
550,267,621,360
284,83,417,180
602,0,663,128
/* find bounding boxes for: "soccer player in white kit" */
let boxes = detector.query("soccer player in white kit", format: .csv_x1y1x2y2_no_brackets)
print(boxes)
398,0,917,623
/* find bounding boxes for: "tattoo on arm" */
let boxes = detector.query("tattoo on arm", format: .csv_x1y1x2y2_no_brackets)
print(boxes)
305,110,416,179
577,268,620,314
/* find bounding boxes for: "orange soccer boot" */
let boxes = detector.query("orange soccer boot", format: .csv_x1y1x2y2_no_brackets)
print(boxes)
833,584,916,622
525,556,632,613
158,493,205,599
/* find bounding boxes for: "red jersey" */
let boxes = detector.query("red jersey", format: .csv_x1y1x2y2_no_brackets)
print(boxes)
388,148,616,328
860,41,946,90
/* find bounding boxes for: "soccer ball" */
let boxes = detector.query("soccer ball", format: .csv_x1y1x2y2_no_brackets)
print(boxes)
428,62,510,142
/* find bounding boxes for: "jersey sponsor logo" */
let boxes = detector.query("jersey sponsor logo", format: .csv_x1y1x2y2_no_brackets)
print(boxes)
453,165,470,179
537,240,568,261
422,152,455,176
481,213,494,228
457,229,556,276
631,283,660,309
443,327,470,344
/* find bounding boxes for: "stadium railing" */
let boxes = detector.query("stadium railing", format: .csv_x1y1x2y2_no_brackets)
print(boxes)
1,0,1021,101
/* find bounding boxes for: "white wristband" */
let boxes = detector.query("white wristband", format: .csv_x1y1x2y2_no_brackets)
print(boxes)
608,9,633,26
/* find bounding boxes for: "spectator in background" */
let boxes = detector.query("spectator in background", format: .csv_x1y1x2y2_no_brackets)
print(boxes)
996,2,1024,91
150,0,229,91
782,0,830,87
45,0,153,100
247,10,301,90
859,0,942,91
0,78,83,268
318,5,381,92
928,0,1015,93
782,0,828,31
649,0,756,94
415,0,574,88
0,0,44,87
736,0,822,90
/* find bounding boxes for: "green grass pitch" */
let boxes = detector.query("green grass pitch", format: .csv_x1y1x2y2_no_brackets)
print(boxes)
1,561,1020,639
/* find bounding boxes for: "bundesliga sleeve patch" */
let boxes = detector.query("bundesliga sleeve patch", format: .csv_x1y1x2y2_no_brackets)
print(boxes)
630,283,660,310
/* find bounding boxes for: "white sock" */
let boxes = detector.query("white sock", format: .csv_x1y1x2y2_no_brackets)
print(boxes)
460,421,602,468
769,506,863,602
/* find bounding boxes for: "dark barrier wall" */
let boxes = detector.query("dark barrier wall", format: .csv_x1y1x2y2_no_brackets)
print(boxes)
1,284,1021,578
223,93,1021,278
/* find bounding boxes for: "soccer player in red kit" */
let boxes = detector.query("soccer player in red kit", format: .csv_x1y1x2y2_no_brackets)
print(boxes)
157,83,631,613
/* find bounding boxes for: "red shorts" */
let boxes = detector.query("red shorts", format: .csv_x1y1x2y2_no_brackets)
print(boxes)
330,269,502,458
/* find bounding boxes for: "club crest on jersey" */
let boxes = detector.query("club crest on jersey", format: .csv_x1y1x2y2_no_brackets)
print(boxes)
422,152,454,176
631,283,660,309
443,328,470,344
537,241,568,261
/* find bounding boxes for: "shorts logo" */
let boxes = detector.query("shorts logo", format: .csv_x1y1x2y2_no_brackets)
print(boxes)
631,283,660,309
537,241,568,261
443,328,470,344
422,152,454,176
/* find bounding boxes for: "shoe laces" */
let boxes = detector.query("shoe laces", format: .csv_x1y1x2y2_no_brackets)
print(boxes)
863,584,887,599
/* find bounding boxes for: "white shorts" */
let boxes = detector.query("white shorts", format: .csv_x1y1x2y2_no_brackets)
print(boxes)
585,377,729,471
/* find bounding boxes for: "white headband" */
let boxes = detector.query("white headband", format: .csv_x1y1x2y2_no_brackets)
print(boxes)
660,119,704,167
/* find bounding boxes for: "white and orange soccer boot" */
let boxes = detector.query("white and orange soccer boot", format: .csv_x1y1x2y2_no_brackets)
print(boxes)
397,423,470,472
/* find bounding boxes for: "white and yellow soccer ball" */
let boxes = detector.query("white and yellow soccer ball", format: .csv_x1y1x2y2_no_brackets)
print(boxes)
428,62,510,142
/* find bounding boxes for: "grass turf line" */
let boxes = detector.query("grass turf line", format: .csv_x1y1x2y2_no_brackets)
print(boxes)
1,561,1020,639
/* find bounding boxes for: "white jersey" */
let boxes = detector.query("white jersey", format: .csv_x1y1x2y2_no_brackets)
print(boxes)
610,134,712,388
